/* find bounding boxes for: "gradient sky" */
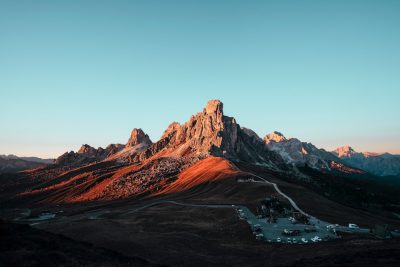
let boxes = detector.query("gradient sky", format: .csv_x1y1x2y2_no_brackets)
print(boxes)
1,0,400,158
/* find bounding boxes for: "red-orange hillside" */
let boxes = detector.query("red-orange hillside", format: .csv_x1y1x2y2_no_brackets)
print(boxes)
156,157,243,195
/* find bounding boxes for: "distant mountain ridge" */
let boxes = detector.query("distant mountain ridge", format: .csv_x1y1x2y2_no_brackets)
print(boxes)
263,131,364,174
0,154,53,164
3,100,398,182
0,155,53,173
332,146,400,176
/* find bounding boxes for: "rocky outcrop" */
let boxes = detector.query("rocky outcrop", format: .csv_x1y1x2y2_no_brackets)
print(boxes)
333,146,400,176
265,131,287,143
106,128,153,162
56,144,124,167
332,146,358,158
135,100,285,168
126,128,152,148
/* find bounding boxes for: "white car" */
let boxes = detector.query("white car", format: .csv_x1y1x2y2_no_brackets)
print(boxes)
312,236,322,242
301,238,308,243
348,223,359,229
276,237,282,243
287,238,292,243
292,238,297,244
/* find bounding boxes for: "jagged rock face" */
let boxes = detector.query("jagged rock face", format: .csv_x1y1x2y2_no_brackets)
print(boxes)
55,129,153,166
136,100,285,167
105,144,125,157
126,128,152,148
241,128,263,143
77,144,97,155
333,147,400,176
107,129,153,162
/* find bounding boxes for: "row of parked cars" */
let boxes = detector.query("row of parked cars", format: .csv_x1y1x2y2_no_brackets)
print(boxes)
272,236,323,244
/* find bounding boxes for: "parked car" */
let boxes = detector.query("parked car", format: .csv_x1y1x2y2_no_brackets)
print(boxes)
348,223,359,229
311,236,322,242
276,237,282,243
301,238,308,243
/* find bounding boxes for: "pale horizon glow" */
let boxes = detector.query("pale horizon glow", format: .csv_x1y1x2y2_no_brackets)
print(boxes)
1,1,400,158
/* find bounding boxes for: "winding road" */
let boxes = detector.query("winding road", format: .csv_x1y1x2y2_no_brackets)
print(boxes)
244,172,311,217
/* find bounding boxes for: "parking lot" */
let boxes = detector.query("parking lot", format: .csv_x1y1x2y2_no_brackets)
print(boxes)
236,205,367,244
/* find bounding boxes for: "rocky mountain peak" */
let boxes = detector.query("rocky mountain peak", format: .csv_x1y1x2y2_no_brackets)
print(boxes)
134,100,285,167
264,131,287,144
242,127,263,142
334,146,357,158
77,144,97,154
126,128,152,148
204,99,223,115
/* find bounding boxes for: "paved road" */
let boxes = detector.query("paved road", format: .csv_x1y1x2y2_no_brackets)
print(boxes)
243,171,370,234
126,200,234,214
244,172,311,217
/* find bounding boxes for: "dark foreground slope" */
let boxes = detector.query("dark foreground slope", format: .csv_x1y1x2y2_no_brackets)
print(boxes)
0,220,160,267
1,159,393,267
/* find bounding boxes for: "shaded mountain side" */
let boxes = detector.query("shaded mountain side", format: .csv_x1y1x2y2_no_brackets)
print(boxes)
236,162,400,226
333,146,400,176
297,166,400,221
0,220,160,267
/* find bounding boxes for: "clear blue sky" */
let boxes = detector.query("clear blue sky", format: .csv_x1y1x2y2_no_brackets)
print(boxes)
1,0,399,158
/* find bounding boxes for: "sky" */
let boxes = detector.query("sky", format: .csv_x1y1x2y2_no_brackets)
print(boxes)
1,0,400,158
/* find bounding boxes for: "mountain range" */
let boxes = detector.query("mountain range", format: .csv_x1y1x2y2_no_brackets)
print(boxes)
1,100,400,266
1,100,399,180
